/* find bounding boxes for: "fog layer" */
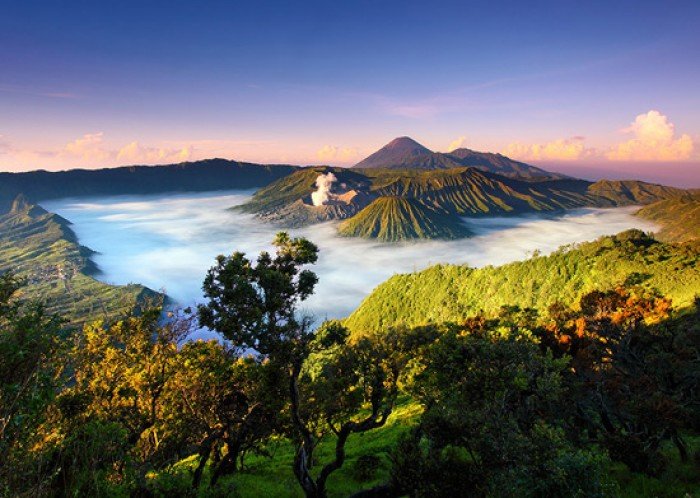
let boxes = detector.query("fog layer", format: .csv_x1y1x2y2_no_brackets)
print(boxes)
44,191,657,325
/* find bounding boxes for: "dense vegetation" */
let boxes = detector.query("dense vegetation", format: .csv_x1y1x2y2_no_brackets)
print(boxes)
636,194,700,242
1,230,698,497
345,230,700,333
0,196,157,325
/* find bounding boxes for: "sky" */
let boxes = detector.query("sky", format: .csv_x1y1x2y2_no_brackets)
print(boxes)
1,0,699,186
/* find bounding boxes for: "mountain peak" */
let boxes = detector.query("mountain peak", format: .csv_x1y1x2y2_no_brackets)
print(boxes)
10,194,31,213
353,137,432,169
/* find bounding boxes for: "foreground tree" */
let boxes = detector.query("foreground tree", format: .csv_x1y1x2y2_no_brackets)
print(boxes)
198,233,415,497
539,288,699,475
0,272,65,495
386,320,614,498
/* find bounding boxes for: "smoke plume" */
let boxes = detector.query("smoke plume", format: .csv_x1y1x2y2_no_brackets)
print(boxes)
311,173,337,206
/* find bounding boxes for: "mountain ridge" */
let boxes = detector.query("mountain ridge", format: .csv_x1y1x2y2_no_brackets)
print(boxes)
352,136,568,179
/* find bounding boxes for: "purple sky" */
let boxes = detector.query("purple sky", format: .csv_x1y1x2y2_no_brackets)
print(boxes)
1,1,698,187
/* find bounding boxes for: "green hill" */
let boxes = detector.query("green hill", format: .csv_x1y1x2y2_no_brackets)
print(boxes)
636,194,700,243
338,197,471,241
345,230,700,334
241,165,688,241
0,196,159,325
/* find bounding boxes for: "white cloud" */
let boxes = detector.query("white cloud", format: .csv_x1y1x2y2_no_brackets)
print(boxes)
502,136,593,161
316,145,360,163
60,132,111,162
117,141,192,163
607,110,694,161
448,136,467,151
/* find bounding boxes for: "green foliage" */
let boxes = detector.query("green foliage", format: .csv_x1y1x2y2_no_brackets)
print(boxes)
0,196,159,326
636,193,700,242
198,231,319,355
346,230,700,333
0,272,66,495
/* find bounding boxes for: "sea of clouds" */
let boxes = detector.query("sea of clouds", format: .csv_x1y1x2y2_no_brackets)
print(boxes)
44,191,657,336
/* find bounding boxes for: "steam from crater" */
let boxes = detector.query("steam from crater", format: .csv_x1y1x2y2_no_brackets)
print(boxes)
311,172,338,206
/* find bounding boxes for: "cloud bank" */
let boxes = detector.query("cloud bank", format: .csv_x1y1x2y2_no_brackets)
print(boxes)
606,110,694,161
44,191,657,339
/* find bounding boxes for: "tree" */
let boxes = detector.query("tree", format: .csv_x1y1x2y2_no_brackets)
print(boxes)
390,320,613,498
538,288,698,475
198,234,419,498
0,271,66,495
160,340,284,489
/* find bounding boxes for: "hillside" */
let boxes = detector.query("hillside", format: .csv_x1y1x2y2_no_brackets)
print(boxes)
446,147,566,179
345,230,700,333
0,159,299,210
338,197,471,241
353,136,566,179
0,196,159,325
241,165,687,240
636,194,700,243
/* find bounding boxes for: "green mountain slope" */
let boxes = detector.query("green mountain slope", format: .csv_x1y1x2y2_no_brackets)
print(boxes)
345,230,700,334
0,196,159,325
241,165,688,241
338,197,471,241
636,194,700,243
587,179,688,205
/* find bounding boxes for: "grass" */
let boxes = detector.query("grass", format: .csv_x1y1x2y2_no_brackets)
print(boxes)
148,400,700,498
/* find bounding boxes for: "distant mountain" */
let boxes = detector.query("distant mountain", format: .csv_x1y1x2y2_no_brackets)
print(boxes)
353,137,433,169
445,148,567,179
241,165,689,241
0,159,299,211
338,197,471,242
352,136,567,179
636,193,700,243
0,195,159,324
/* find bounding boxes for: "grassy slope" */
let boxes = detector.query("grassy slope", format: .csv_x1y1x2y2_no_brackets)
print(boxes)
0,196,159,325
345,231,700,334
636,194,700,243
337,197,471,241
151,398,700,498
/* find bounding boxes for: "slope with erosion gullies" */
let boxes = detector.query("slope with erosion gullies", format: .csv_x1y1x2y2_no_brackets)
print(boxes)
0,195,160,325
338,197,471,241
587,179,688,205
0,158,299,210
636,193,700,243
240,165,690,240
372,168,597,215
345,230,700,334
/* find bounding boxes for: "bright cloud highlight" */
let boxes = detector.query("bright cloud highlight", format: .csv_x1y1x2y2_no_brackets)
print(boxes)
606,110,694,161
316,145,360,163
448,136,467,151
502,136,592,161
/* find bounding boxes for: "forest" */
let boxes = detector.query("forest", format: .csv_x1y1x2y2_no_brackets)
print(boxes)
1,230,698,498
